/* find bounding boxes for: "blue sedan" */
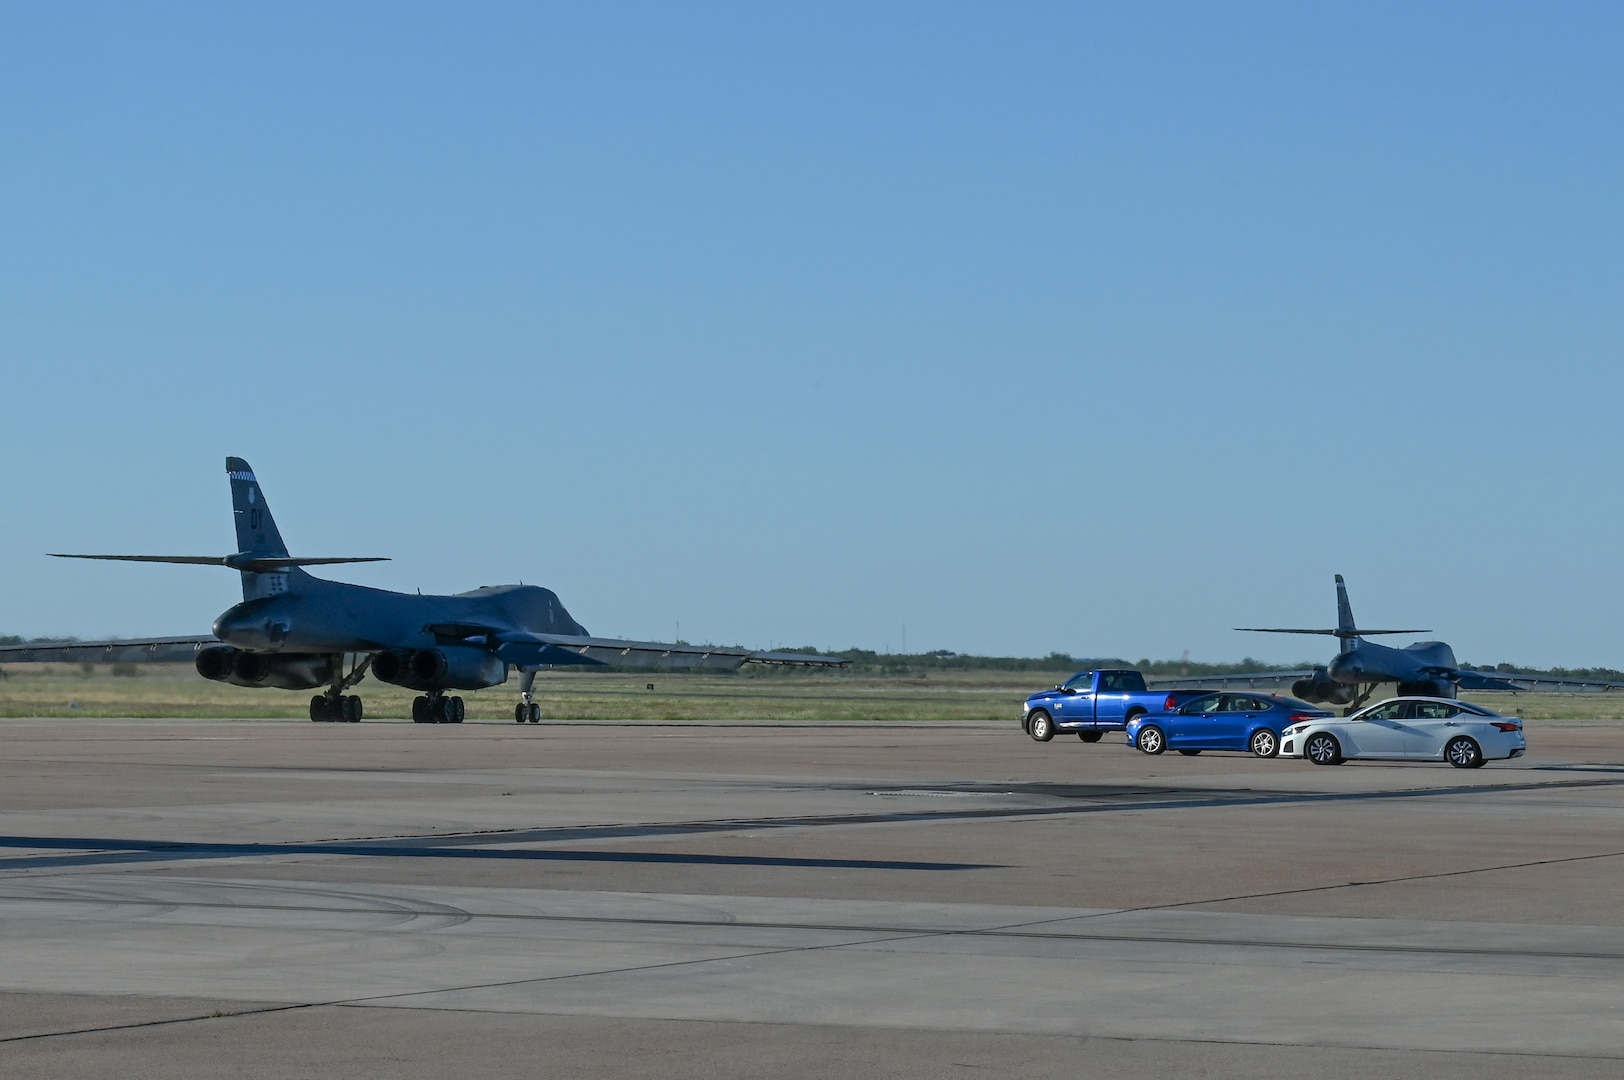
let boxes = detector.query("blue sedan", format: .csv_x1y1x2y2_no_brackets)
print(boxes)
1125,693,1333,758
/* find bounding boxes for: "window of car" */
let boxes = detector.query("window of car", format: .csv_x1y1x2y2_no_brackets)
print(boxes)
1061,672,1095,691
1182,694,1222,714
1361,701,1406,721
1410,702,1458,720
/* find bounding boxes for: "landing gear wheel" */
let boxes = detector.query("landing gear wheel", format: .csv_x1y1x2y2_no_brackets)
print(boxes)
1137,725,1166,755
310,696,330,722
527,703,541,723
341,695,363,723
1445,735,1484,769
1249,729,1278,758
1027,710,1055,742
412,696,431,723
1078,731,1102,743
434,696,464,724
1177,749,1202,756
1305,733,1344,765
515,704,527,724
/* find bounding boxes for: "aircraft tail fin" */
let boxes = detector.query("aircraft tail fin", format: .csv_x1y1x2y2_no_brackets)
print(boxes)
228,457,289,557
1334,574,1356,637
1236,574,1429,646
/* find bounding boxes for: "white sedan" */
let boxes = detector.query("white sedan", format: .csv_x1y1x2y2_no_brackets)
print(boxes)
1279,697,1526,768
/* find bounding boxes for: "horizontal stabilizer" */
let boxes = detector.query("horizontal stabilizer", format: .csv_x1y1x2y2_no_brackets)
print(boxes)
50,553,389,570
1236,627,1430,637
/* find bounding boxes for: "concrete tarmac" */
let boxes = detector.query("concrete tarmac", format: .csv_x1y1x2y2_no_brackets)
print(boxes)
3,716,1624,1078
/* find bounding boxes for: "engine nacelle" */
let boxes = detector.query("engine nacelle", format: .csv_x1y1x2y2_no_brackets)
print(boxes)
1291,670,1354,706
196,646,331,690
1397,678,1456,699
370,646,505,691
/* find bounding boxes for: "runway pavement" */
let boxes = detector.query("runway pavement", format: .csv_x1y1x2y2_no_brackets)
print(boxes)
3,716,1624,1078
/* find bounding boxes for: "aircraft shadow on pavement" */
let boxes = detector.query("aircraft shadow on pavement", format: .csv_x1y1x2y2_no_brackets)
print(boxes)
0,835,998,874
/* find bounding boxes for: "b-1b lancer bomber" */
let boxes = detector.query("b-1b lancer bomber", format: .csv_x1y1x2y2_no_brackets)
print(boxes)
1152,574,1623,712
0,458,845,723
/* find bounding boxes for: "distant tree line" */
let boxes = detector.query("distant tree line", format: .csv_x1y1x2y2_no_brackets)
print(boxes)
5,633,1623,683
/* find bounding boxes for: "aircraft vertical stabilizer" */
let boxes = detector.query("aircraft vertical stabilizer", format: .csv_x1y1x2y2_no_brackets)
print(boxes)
228,458,289,558
1334,574,1357,653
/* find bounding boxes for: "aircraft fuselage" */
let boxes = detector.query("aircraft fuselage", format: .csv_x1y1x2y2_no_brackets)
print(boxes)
212,572,587,654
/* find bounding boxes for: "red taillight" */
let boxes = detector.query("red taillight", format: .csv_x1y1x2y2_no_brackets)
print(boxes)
1286,714,1315,724
1166,694,1178,710
1491,722,1522,732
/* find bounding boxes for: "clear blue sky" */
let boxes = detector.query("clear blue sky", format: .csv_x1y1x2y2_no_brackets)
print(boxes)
2,3,1620,667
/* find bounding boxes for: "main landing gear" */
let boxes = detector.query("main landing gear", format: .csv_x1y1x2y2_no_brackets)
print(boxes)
310,694,363,722
1342,683,1376,716
412,694,465,724
310,654,372,722
513,667,541,724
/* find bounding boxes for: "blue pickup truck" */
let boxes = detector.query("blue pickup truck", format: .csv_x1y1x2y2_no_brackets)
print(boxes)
1021,669,1203,744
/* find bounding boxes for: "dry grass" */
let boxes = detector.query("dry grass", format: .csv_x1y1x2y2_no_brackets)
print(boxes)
0,664,1056,722
2,663,1621,723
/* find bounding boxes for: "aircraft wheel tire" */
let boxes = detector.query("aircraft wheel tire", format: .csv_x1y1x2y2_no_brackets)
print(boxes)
1027,710,1055,742
1078,731,1102,743
342,695,363,723
412,696,431,723
1137,725,1166,755
528,703,541,723
515,704,527,723
1305,733,1344,766
1250,729,1278,758
1445,735,1484,769
310,696,335,722
437,696,464,724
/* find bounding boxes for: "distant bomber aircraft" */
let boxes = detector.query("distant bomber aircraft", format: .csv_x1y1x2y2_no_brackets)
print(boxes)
0,458,845,723
1153,574,1623,712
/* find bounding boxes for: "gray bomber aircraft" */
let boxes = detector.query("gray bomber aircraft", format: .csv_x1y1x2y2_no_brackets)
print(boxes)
0,457,845,723
1150,574,1624,712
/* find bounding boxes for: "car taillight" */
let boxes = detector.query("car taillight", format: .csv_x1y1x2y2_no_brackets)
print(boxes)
1491,722,1522,732
1166,695,1179,710
1286,714,1315,724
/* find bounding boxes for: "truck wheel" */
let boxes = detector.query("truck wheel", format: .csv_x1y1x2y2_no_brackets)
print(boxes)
1028,710,1055,742
1136,725,1166,755
1078,731,1102,743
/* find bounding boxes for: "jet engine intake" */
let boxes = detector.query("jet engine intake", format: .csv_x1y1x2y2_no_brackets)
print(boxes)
196,646,331,690
371,646,504,691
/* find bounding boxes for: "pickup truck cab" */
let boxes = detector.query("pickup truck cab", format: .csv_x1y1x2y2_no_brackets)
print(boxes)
1022,670,1201,744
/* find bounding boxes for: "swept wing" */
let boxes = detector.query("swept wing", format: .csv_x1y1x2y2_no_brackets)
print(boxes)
423,625,845,672
0,637,220,664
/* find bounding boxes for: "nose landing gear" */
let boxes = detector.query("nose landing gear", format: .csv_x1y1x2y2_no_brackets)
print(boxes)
514,667,542,724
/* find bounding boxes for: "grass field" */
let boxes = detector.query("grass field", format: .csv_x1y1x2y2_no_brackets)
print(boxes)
3,663,1624,723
